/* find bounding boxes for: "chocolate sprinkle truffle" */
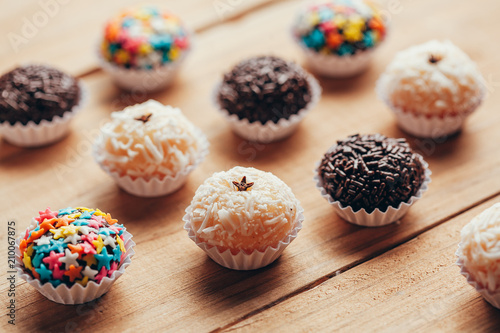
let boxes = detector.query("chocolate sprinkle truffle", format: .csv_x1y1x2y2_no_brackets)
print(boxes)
217,56,312,124
0,65,80,125
318,134,426,213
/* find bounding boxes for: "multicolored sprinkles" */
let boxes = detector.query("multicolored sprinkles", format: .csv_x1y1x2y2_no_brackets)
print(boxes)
100,6,190,69
292,0,387,56
20,207,127,288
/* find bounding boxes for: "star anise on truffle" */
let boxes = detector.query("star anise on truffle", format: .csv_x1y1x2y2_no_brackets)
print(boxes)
134,113,152,123
232,176,254,191
428,54,443,64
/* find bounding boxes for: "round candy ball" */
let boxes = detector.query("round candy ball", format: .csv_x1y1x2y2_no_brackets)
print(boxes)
459,203,500,294
100,6,190,69
19,207,127,288
0,64,81,125
217,56,313,124
188,166,301,253
94,100,206,180
292,0,387,56
377,40,485,117
318,134,426,213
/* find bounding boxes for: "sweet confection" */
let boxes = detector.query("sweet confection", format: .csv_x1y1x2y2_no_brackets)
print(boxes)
318,134,426,213
0,64,83,147
0,65,81,125
291,0,387,77
99,6,191,91
19,207,127,288
457,203,500,308
184,166,304,270
292,0,386,57
215,56,320,143
316,134,430,226
100,7,190,69
218,56,312,124
93,100,208,197
94,100,207,179
188,167,300,252
377,40,485,138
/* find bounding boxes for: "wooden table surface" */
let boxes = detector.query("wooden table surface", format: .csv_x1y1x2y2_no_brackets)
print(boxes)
1,0,500,332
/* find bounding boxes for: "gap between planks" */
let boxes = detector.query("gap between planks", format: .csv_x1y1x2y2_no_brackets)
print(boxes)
2,0,498,331
212,190,500,333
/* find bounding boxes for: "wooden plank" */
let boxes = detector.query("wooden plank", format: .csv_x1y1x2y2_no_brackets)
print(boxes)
225,197,500,332
1,0,500,332
0,0,278,76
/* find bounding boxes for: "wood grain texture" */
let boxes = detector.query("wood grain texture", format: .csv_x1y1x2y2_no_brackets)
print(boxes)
1,0,500,332
226,197,500,333
0,0,278,76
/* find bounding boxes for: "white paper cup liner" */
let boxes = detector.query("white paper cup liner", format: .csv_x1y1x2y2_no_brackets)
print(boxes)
376,79,484,138
314,156,431,227
392,108,472,138
0,82,87,147
99,57,185,93
93,130,209,197
183,204,304,270
15,230,135,305
213,73,321,143
302,48,374,78
456,246,500,309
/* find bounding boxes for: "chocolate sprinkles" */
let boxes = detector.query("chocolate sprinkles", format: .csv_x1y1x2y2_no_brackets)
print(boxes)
318,134,426,213
0,65,80,125
217,56,311,124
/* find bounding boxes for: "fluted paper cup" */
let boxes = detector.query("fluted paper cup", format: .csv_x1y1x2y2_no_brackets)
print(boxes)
97,36,192,93
93,130,209,197
456,246,500,309
314,157,431,227
183,205,304,270
213,74,321,144
302,48,375,78
99,58,185,92
376,80,485,138
391,107,475,138
15,230,135,305
0,82,87,147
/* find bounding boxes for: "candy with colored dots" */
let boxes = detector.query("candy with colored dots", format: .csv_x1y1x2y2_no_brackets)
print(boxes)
100,6,190,70
292,0,387,56
291,0,388,77
18,207,129,289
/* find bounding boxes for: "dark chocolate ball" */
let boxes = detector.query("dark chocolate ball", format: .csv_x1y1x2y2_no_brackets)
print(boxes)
0,64,80,125
217,56,312,124
318,134,426,213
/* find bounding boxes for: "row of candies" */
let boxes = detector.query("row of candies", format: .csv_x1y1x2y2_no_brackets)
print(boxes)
3,1,496,311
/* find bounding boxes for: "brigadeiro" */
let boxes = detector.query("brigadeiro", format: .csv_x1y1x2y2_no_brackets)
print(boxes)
15,207,135,304
0,64,84,147
291,0,388,77
98,6,191,92
184,166,304,270
93,100,209,197
376,40,485,138
457,203,500,309
314,134,431,226
215,55,321,143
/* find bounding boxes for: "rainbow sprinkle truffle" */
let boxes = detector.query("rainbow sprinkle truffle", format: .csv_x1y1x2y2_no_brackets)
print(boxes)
100,6,190,69
19,207,127,288
292,0,387,56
